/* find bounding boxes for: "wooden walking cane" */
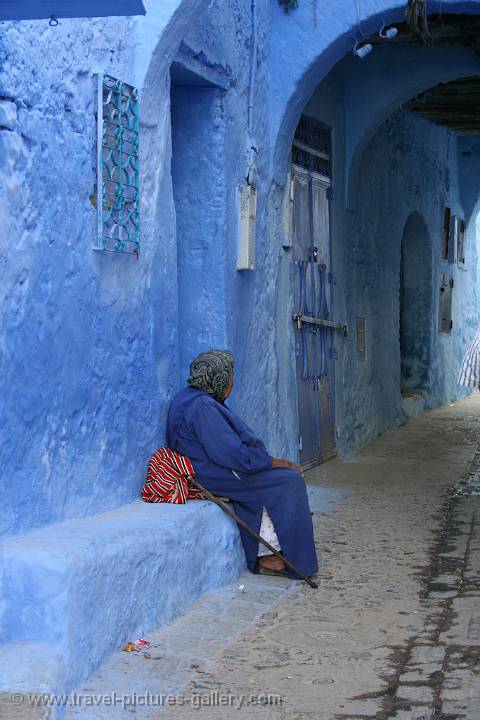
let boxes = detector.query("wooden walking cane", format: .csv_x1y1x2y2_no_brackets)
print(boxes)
188,477,318,589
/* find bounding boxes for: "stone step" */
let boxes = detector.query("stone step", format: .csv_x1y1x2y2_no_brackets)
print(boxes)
0,499,245,704
0,485,340,718
64,570,295,719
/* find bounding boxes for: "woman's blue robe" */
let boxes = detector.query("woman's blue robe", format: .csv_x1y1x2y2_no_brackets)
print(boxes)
166,387,318,577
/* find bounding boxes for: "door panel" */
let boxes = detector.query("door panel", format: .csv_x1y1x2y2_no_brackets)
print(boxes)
292,173,310,252
292,165,336,468
312,178,329,265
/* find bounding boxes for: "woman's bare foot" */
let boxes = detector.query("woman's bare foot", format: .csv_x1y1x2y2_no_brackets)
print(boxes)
257,554,286,572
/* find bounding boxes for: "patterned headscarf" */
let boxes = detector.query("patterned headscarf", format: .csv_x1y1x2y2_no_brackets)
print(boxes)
187,350,234,402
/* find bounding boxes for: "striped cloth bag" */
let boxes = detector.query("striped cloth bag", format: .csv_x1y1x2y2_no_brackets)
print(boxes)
141,448,205,504
458,329,480,389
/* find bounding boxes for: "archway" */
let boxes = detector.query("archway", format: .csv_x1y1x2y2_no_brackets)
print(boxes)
399,212,433,394
136,0,480,459
264,6,480,456
269,4,480,188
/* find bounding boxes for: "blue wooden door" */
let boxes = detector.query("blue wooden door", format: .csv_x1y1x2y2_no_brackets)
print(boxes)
291,163,336,469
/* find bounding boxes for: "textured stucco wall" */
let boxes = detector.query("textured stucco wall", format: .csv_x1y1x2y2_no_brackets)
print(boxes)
0,0,220,540
341,43,480,203
171,85,228,379
0,2,263,698
267,0,480,182
342,110,478,450
2,0,480,704
2,0,480,539
229,2,480,466
0,16,152,540
286,59,480,453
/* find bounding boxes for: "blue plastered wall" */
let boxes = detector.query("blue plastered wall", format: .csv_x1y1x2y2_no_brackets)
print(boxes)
1,0,478,536
1,0,480,696
0,15,159,539
259,43,480,456
344,109,478,448
0,0,216,540
226,1,480,463
0,0,479,535
0,4,259,690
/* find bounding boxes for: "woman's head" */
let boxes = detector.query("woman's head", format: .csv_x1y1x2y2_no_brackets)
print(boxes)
187,350,234,402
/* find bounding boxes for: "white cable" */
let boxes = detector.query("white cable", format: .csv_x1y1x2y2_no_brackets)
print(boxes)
247,0,257,136
356,0,366,38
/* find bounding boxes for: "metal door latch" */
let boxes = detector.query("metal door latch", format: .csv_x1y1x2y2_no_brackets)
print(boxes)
293,313,348,336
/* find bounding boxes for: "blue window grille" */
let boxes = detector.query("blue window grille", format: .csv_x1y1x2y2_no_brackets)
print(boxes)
95,73,140,256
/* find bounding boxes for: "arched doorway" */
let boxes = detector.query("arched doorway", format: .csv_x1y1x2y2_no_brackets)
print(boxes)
267,12,480,455
399,212,433,394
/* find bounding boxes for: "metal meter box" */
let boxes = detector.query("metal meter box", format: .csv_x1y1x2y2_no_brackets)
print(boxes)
237,185,257,270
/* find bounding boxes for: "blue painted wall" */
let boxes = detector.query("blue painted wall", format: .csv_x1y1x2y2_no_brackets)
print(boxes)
342,108,476,448
0,0,221,541
1,0,480,538
228,2,480,465
0,15,160,540
261,49,480,456
171,84,228,380
400,212,434,390
2,0,480,702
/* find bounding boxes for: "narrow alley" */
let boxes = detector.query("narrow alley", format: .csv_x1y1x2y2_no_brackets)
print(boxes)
42,395,479,720
2,4,480,717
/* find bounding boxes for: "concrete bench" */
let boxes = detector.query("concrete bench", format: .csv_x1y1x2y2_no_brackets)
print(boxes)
0,500,245,703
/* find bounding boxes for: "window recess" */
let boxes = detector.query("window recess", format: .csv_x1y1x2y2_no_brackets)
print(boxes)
95,73,140,257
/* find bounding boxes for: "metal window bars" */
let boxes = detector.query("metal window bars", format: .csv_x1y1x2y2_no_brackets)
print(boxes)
95,73,140,257
291,116,332,179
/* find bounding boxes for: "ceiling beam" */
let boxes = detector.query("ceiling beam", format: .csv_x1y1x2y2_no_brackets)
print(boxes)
404,74,480,134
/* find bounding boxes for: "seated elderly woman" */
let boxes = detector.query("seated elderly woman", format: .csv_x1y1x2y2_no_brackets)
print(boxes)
167,350,318,578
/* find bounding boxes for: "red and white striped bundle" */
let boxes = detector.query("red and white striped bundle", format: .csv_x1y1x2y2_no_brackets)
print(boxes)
141,448,205,504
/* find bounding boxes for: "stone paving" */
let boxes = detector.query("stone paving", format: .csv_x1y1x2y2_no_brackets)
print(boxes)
150,396,480,720
2,395,480,719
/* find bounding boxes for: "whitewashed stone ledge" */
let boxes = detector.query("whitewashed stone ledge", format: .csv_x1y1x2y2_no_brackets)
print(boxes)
0,500,245,710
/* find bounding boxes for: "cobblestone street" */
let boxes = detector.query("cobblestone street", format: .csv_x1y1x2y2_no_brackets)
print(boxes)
3,396,480,720
148,396,480,720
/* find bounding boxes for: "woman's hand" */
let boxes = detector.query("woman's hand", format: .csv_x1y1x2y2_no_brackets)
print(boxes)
271,457,305,478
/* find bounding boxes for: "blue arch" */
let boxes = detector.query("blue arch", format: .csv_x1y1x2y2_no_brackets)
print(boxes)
268,1,480,195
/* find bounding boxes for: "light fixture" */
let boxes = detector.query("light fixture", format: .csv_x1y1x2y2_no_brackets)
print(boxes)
379,23,398,39
353,39,373,58
354,2,374,58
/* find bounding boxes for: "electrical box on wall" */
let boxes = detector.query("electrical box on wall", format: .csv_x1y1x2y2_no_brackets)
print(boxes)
237,184,257,270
